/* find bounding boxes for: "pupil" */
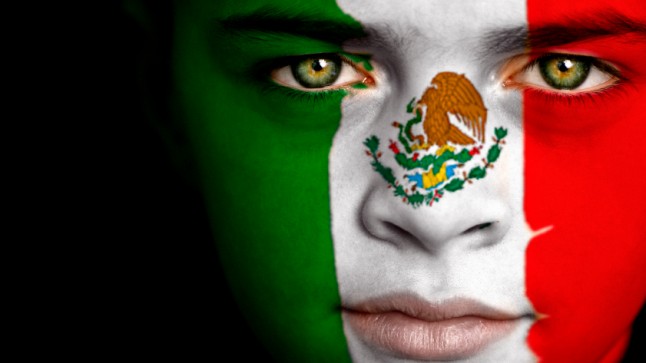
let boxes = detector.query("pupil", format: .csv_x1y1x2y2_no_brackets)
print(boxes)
312,59,326,72
538,55,591,90
557,59,572,73
290,55,341,88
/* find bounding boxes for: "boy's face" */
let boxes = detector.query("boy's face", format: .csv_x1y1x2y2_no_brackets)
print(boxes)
171,0,646,362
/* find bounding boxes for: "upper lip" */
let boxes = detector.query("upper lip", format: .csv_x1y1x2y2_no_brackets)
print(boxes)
343,293,523,322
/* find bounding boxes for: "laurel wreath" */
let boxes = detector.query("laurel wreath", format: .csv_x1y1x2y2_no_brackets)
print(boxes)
364,127,508,207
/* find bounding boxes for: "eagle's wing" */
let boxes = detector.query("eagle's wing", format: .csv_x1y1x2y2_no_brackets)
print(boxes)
433,72,487,143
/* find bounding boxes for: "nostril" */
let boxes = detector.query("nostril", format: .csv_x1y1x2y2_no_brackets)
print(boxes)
362,216,426,250
462,222,494,234
380,221,417,246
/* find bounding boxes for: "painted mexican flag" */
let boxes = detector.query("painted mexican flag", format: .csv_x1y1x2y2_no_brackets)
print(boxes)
171,0,646,361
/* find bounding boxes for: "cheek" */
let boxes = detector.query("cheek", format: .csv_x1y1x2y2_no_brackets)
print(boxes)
524,86,646,362
525,1,646,361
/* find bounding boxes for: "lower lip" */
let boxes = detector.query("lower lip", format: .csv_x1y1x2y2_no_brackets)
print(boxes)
343,310,518,360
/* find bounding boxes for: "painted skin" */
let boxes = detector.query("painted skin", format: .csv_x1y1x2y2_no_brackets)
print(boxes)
166,0,646,362
331,1,534,361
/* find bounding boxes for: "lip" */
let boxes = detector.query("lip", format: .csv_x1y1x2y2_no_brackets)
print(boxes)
342,294,524,360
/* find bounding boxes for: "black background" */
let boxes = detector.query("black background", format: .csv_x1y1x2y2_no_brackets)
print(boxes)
60,2,276,360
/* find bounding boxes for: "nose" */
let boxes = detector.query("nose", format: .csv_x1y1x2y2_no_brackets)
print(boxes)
360,181,512,254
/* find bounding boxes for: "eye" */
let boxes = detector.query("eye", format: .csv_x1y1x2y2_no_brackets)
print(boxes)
271,54,370,91
504,53,620,93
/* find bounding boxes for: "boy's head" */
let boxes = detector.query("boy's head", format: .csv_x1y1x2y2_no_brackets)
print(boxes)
133,0,646,361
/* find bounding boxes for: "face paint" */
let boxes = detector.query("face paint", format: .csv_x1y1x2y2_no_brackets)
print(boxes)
171,0,362,361
171,0,645,361
363,72,504,208
524,1,646,362
331,1,535,361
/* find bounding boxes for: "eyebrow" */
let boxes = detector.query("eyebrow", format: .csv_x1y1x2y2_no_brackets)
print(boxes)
218,5,365,44
220,8,646,56
483,12,646,54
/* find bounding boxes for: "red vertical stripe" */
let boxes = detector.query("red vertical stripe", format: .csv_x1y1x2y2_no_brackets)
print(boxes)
525,1,646,362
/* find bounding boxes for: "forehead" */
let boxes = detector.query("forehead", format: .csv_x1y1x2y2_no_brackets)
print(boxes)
338,0,526,40
189,0,526,32
188,0,529,71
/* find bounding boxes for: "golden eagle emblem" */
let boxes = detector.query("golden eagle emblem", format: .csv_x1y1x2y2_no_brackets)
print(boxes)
409,72,487,149
363,71,508,207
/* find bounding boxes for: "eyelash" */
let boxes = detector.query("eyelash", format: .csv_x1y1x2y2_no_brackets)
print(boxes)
528,84,634,110
260,82,349,104
507,54,626,104
526,87,609,106
260,53,628,106
258,53,371,102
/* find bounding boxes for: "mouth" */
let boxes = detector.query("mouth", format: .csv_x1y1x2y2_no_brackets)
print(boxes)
342,294,528,361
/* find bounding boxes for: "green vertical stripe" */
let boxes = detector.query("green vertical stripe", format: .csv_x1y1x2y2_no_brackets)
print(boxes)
172,1,363,361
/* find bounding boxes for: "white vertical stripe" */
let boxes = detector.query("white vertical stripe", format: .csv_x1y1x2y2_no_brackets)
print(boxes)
330,1,535,362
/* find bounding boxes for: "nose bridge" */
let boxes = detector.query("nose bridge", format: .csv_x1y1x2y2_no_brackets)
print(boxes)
358,66,516,253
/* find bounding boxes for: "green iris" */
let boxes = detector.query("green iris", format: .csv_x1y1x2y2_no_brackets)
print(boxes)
539,55,591,90
291,56,342,88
